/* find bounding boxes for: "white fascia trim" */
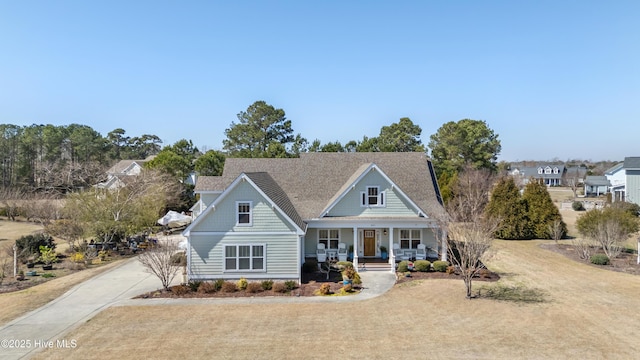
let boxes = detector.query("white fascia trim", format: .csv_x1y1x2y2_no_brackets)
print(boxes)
306,218,438,229
197,190,223,194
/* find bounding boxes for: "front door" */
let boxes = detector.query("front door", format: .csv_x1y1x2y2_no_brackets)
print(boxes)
364,230,376,256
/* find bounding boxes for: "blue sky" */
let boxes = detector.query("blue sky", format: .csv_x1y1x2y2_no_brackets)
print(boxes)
1,1,638,161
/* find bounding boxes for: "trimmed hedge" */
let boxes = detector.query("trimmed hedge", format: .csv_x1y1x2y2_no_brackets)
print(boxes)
414,260,431,272
432,260,449,272
590,253,610,265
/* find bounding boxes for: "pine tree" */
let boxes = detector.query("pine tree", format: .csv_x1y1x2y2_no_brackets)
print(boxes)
522,180,567,239
485,176,531,239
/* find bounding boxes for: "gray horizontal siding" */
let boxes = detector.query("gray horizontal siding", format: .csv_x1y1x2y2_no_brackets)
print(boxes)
189,233,299,280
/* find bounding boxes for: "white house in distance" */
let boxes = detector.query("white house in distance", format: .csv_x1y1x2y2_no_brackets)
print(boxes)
604,157,640,205
95,158,149,190
183,152,447,283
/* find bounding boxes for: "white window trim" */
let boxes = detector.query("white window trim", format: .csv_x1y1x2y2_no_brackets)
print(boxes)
223,243,266,272
545,166,552,174
236,201,253,226
318,229,340,249
537,167,543,174
399,229,421,249
360,186,386,207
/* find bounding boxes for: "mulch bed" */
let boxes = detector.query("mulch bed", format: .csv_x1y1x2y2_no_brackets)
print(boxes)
540,243,640,275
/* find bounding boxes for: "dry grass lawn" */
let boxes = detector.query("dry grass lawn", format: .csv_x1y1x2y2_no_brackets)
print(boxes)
33,239,640,360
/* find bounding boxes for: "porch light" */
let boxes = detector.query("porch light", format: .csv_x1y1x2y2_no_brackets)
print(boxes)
383,229,387,235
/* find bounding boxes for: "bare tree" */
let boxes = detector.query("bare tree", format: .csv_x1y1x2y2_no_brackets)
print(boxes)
571,237,594,260
0,187,27,221
548,219,565,244
593,219,627,259
23,195,63,226
138,242,181,291
433,165,499,299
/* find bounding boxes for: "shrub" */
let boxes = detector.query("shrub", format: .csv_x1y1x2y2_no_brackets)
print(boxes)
414,260,431,272
342,267,356,280
197,281,218,294
15,233,55,262
41,273,55,278
188,280,202,292
63,259,85,271
572,201,585,211
396,261,409,273
336,261,354,270
284,280,298,290
590,253,610,265
213,279,224,291
221,281,236,293
432,260,449,272
340,284,353,294
302,260,318,273
171,285,190,295
236,277,248,291
246,282,262,293
272,282,286,293
315,283,332,295
261,279,274,290
478,268,491,278
39,246,58,265
71,252,84,263
446,266,456,274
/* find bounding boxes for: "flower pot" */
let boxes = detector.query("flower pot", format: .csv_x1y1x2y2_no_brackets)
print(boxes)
381,251,388,260
343,279,353,286
26,263,35,269
42,264,53,271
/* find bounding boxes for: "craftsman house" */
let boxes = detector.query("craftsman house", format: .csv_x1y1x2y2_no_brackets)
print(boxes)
508,164,566,186
95,158,151,190
183,152,447,283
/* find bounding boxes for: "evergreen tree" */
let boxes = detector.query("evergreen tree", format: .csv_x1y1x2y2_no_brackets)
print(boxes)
485,176,531,239
522,180,567,239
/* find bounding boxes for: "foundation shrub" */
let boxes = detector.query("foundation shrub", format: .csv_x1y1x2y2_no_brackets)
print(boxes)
315,283,332,295
213,279,224,291
221,281,236,293
246,282,262,293
272,282,286,293
236,277,248,291
446,266,456,274
197,281,218,294
590,253,610,265
188,280,202,292
396,261,409,273
432,260,449,272
414,260,431,272
172,285,190,295
284,280,297,290
261,279,274,290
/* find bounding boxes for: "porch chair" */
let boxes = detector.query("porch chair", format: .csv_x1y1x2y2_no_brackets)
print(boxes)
393,243,410,262
415,244,427,260
337,243,348,262
316,243,327,262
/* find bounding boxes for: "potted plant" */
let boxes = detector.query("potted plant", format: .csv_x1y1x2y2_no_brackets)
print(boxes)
39,245,57,271
342,266,356,286
379,246,388,260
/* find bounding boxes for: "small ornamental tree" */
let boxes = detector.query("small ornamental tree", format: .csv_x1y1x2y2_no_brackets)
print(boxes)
485,177,531,239
576,207,639,259
138,241,181,291
522,180,567,239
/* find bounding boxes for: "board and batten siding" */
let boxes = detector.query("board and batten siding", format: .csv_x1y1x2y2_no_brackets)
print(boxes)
191,181,297,233
328,170,419,217
626,170,640,205
189,233,299,280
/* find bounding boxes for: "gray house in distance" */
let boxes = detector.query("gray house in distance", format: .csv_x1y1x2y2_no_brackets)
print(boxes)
622,157,640,205
509,164,566,186
183,152,447,283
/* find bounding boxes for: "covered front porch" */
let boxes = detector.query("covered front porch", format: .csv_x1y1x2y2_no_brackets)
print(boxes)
303,219,447,272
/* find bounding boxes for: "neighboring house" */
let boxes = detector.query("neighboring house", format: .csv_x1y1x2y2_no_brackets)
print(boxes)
584,176,610,197
623,157,640,205
183,152,447,283
509,164,566,186
95,159,149,190
605,162,626,202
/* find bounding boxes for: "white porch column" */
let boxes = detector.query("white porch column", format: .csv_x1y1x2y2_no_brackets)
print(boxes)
353,226,359,269
388,226,394,273
441,228,448,262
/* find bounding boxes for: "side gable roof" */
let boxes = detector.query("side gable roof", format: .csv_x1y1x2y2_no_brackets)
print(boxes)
194,152,445,220
584,176,610,187
623,157,640,170
605,162,624,175
106,159,147,175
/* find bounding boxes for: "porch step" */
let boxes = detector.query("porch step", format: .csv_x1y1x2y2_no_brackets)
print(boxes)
357,262,392,272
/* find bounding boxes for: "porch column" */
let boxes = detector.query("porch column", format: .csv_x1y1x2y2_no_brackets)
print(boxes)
441,228,448,262
388,226,394,273
353,226,358,269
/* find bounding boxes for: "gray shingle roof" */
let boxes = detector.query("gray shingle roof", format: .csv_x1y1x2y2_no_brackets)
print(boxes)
106,160,147,175
511,164,565,179
196,152,445,221
584,176,610,187
244,172,306,232
605,162,624,174
623,157,640,170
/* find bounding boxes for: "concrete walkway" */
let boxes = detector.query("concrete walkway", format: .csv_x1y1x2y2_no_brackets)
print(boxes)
0,259,396,359
0,258,162,360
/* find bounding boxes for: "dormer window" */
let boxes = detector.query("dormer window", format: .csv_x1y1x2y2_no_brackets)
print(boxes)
236,201,252,226
553,167,559,174
361,186,385,207
544,166,552,174
538,167,543,174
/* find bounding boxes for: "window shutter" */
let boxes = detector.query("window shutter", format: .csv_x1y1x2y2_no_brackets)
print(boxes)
361,192,366,206
380,191,385,206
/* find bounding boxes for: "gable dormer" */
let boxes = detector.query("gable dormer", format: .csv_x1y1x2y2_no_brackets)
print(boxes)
544,166,552,174
553,167,559,174
538,167,543,174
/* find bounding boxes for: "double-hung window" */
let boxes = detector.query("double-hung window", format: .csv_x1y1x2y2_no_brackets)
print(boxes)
361,186,385,207
236,201,252,226
318,229,340,249
400,229,421,249
224,244,265,271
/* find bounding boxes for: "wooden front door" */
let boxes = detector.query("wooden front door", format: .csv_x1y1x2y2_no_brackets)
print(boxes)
364,230,376,256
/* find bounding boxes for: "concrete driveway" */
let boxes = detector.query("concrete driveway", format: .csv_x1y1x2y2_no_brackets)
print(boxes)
0,258,164,360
